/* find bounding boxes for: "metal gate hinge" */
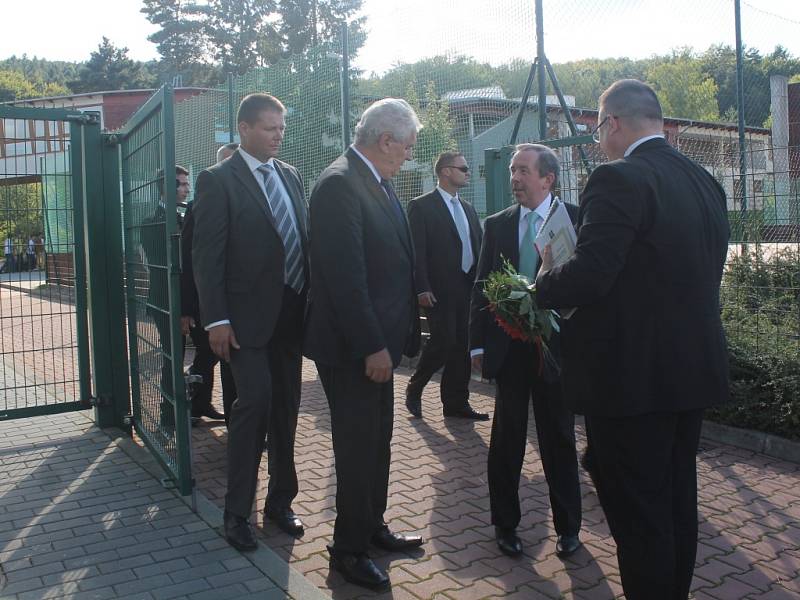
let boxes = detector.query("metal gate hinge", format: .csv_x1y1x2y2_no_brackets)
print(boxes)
65,113,101,125
87,393,113,407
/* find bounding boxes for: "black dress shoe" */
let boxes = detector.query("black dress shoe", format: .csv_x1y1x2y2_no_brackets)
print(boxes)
405,396,422,418
443,406,490,421
192,407,226,420
328,545,390,591
556,534,582,558
495,527,523,557
371,527,424,552
264,506,304,536
223,510,258,551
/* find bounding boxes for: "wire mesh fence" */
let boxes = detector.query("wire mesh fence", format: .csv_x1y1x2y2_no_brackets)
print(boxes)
169,0,799,430
0,113,84,416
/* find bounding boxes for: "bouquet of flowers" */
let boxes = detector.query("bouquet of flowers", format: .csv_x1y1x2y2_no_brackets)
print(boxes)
482,259,561,379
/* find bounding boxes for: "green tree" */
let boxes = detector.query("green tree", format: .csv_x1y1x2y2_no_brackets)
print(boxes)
362,55,496,99
141,0,208,79
70,38,154,93
647,50,720,121
0,69,69,102
406,80,457,173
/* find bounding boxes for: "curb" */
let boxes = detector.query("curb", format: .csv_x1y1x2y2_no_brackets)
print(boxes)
701,420,800,464
100,420,331,600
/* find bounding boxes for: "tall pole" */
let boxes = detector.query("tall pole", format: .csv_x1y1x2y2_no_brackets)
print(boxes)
735,0,748,225
227,72,235,144
535,0,547,140
340,21,351,150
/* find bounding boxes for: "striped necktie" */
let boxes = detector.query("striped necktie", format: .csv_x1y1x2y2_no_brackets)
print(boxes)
258,163,304,293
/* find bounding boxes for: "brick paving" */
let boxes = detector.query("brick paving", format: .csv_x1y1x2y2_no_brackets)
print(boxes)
0,411,322,600
189,360,800,599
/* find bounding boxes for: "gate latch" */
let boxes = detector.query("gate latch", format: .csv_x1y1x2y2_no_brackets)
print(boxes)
87,393,113,407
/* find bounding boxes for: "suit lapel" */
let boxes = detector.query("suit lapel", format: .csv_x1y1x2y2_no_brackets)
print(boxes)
500,205,520,268
229,152,278,231
273,161,309,248
430,190,460,242
349,149,414,258
460,197,482,256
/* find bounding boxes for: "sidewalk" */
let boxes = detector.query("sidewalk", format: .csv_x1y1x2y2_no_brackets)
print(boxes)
191,360,800,600
0,411,327,600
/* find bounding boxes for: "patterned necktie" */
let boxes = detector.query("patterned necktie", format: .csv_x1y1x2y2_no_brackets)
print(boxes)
380,178,406,224
519,211,541,280
257,163,304,293
450,196,474,273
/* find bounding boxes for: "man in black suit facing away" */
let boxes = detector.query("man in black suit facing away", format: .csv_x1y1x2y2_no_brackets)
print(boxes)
405,151,488,421
179,146,238,425
304,98,424,591
192,93,309,550
536,80,730,600
470,144,582,560
141,165,190,430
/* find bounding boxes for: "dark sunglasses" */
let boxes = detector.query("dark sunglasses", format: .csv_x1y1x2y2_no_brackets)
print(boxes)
445,165,470,173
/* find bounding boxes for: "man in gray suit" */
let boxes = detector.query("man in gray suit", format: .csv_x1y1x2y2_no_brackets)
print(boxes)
192,93,309,550
304,98,424,591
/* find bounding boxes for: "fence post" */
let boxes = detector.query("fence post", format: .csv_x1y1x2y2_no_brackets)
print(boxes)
735,0,749,239
228,72,236,143
535,0,547,140
341,21,351,151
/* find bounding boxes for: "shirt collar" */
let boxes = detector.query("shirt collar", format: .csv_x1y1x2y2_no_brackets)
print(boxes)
350,145,383,183
519,193,552,222
239,147,274,173
437,186,458,203
624,134,665,157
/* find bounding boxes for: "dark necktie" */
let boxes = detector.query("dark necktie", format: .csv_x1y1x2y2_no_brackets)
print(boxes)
257,163,304,293
380,178,406,224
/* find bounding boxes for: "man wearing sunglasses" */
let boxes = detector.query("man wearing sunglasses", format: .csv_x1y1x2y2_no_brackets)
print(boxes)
405,151,487,420
536,80,729,600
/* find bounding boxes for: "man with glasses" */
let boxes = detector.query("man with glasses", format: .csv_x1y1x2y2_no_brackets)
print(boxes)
536,80,729,599
405,151,487,420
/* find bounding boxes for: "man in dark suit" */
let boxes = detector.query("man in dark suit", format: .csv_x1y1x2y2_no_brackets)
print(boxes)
304,98,424,591
179,148,239,425
470,144,582,560
192,93,309,550
405,151,487,420
536,80,730,600
141,165,190,430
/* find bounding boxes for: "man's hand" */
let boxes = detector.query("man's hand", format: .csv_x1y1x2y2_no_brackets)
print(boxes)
539,243,554,275
471,353,483,374
208,324,240,362
365,348,393,383
180,316,195,336
417,291,437,308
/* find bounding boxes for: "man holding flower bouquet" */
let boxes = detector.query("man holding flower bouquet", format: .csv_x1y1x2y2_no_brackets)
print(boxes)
470,143,582,559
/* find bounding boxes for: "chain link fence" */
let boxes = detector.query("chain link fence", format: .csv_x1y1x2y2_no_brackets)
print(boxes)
171,0,799,435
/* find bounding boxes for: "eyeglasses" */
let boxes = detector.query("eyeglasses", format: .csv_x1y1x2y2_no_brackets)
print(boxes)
445,165,470,173
591,116,610,143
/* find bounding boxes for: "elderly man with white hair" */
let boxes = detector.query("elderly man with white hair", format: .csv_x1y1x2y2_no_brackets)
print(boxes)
304,98,424,591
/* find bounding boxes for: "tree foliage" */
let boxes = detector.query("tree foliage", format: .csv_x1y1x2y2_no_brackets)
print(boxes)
647,50,720,121
70,38,155,93
0,69,69,102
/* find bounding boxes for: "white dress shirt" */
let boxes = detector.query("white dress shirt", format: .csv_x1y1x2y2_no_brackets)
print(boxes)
437,186,474,271
624,134,665,157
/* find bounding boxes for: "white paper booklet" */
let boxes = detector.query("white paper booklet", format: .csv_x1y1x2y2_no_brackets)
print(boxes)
534,197,577,319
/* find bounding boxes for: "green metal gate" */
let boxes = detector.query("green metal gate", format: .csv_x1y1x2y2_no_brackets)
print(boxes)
0,106,94,420
115,86,193,495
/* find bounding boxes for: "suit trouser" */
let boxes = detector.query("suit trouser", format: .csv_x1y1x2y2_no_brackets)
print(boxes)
226,343,272,518
407,276,472,411
585,409,703,600
317,361,393,554
186,322,237,414
264,287,304,510
488,341,581,535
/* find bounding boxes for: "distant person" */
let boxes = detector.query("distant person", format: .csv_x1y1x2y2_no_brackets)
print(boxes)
2,236,13,273
26,235,36,271
179,146,239,424
405,151,487,420
536,80,730,599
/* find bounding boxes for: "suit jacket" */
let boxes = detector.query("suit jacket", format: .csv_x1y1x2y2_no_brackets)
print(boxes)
470,201,577,380
141,203,182,317
303,147,421,368
180,201,199,318
407,188,482,307
536,138,730,417
192,150,308,348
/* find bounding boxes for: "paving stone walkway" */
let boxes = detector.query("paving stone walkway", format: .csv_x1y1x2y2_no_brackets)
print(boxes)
0,411,325,600
190,360,800,600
